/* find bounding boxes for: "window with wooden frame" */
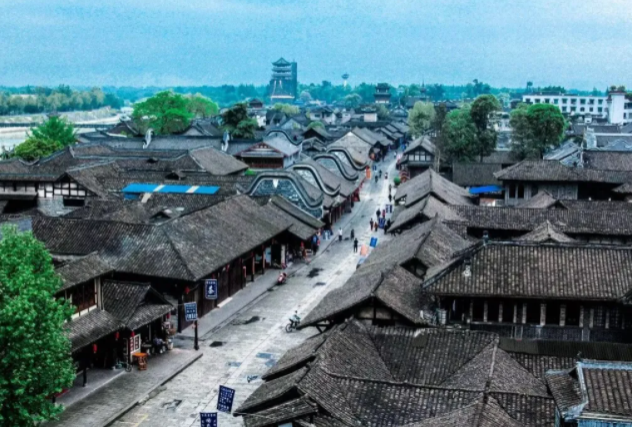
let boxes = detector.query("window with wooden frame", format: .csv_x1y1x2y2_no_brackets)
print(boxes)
69,282,97,313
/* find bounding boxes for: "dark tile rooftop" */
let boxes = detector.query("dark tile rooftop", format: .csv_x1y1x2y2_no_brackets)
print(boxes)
425,241,632,300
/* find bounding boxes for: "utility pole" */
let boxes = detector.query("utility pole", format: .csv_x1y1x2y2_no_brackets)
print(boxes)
194,320,199,351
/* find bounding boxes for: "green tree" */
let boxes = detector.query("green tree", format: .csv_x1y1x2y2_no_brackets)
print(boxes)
511,103,565,159
470,95,501,160
442,107,478,162
29,116,76,147
299,91,312,103
274,103,300,115
132,91,194,135
509,103,533,159
376,104,390,120
222,102,257,139
427,84,445,101
408,101,436,137
431,103,449,169
0,225,75,426
14,137,63,161
186,94,219,118
344,93,362,109
307,121,324,130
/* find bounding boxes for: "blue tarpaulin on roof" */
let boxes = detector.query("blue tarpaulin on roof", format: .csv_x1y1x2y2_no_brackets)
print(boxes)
122,183,220,195
469,185,503,194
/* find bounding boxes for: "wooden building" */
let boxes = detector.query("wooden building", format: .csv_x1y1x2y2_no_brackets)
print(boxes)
424,241,632,343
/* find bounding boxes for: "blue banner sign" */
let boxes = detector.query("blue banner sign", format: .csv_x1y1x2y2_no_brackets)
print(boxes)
205,279,218,300
217,385,235,413
184,302,198,322
200,412,217,427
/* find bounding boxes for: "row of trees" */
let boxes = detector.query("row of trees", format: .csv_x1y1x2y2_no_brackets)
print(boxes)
0,86,121,116
408,95,566,164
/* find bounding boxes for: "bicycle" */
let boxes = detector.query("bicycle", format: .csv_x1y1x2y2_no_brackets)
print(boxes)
285,319,300,333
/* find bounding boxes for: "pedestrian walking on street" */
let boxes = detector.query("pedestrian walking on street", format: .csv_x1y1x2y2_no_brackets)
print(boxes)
350,228,355,239
388,194,392,203
376,208,381,220
370,218,374,230
374,174,378,184
353,238,358,253
374,222,379,232
382,209,386,219
338,227,343,242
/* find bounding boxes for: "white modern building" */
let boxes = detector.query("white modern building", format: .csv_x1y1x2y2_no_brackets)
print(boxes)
522,90,632,124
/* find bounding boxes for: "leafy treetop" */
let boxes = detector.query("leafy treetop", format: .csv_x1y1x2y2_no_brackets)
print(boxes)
273,103,300,115
408,101,436,138
13,116,75,160
510,103,566,159
132,91,194,135
185,94,219,118
0,225,75,426
221,102,258,139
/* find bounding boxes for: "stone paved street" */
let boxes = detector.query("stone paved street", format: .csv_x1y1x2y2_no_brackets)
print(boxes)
105,159,397,427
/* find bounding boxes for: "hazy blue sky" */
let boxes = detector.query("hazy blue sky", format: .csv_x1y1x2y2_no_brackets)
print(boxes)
2,0,631,88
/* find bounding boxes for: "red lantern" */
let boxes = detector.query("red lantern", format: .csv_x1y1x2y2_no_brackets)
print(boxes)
115,331,120,341
92,344,97,354
166,313,170,319
185,286,190,295
131,331,135,337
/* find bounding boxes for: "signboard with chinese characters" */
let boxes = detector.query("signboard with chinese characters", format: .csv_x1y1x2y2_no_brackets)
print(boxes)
200,412,217,427
129,334,141,354
205,279,218,300
184,302,198,322
217,385,235,413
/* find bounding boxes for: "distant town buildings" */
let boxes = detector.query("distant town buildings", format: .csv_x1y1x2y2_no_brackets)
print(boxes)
374,83,391,104
269,58,297,102
522,88,631,124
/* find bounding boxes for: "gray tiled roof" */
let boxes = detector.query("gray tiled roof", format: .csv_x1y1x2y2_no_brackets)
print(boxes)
56,252,114,291
515,221,576,243
425,242,632,300
395,169,475,207
447,205,632,237
240,321,556,426
102,280,173,331
35,195,288,281
243,398,317,427
66,309,123,353
188,146,248,175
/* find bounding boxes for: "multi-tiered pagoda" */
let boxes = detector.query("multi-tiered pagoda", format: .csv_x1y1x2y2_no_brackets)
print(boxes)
269,58,297,102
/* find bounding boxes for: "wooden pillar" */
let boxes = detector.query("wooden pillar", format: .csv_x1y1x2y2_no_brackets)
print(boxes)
468,300,473,323
560,304,566,327
262,247,266,274
522,303,527,324
498,303,504,323
589,307,594,328
540,303,546,326
513,303,518,324
579,306,585,328
483,301,488,323
605,308,610,329
251,257,255,282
